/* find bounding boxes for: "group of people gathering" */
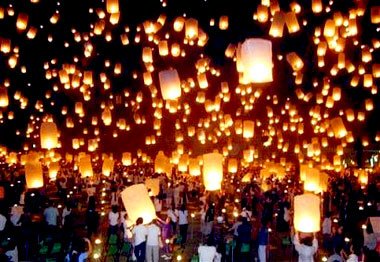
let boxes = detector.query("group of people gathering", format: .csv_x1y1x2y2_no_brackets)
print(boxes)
0,159,379,262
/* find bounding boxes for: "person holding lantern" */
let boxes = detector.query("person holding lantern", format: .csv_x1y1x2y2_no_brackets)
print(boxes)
293,232,318,262
132,217,148,262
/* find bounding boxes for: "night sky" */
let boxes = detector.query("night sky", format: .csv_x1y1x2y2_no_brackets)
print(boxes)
0,0,379,162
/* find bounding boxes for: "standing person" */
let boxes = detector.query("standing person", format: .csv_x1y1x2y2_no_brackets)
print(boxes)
133,217,147,262
61,201,72,227
43,201,59,236
161,216,173,254
258,220,269,262
294,232,318,262
236,217,252,262
167,204,178,234
363,222,378,261
85,197,99,239
198,238,217,262
146,219,161,262
108,205,120,236
178,204,189,247
322,212,332,249
204,203,215,237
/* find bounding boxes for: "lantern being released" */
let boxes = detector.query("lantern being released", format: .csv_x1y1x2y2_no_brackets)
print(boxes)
202,153,223,191
239,38,273,83
294,193,321,233
25,161,44,189
121,184,156,224
145,178,160,196
40,122,59,149
159,69,181,100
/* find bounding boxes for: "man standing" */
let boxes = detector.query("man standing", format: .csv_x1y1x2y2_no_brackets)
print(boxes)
146,219,161,262
133,217,147,262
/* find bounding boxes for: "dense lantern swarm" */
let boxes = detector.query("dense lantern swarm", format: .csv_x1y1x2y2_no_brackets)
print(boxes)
0,0,378,174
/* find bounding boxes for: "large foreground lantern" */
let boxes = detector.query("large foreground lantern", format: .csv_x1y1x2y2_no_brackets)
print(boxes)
239,38,273,83
25,161,44,189
294,193,321,233
40,122,59,149
121,184,156,224
202,153,223,191
159,69,181,100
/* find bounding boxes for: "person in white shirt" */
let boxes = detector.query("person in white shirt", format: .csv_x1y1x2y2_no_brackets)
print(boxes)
167,205,178,234
294,232,318,262
61,203,72,227
108,205,120,235
322,212,332,249
78,238,92,262
177,204,188,247
198,239,217,262
133,217,148,262
146,219,161,262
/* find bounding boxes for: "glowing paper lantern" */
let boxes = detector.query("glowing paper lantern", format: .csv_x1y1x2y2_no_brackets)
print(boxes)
0,87,9,107
228,158,238,173
285,12,300,33
243,120,255,139
102,157,114,176
48,161,60,180
16,13,28,31
304,168,320,193
185,18,198,39
239,38,273,83
202,153,223,191
155,151,171,175
159,69,181,100
79,155,93,178
121,184,156,224
25,161,44,189
106,0,119,14
242,173,253,183
371,6,380,24
145,178,160,196
294,194,320,233
40,122,59,149
330,117,347,138
122,152,132,166
189,158,201,176
269,11,285,37
312,0,322,13
286,52,304,71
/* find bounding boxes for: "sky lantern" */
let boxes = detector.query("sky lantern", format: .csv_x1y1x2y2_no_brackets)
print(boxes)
269,11,285,37
330,117,347,138
239,38,273,83
106,0,119,14
122,152,132,166
102,157,114,176
285,11,300,33
228,158,238,173
286,52,304,71
257,5,269,23
304,167,320,193
371,6,380,24
185,18,198,40
102,106,112,126
0,87,9,107
159,69,181,100
40,121,59,150
16,13,28,31
25,160,44,189
203,152,223,191
79,155,93,178
189,158,201,176
155,151,171,175
48,161,60,180
294,193,321,233
121,184,156,224
219,16,229,30
243,120,255,139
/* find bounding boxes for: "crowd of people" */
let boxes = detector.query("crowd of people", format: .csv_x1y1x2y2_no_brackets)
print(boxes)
0,159,379,262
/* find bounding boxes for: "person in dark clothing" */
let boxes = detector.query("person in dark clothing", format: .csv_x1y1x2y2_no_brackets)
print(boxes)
85,198,99,238
236,217,252,262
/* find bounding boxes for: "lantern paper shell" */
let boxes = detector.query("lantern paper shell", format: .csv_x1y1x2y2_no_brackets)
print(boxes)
145,178,160,196
102,158,114,176
40,122,59,149
239,38,273,83
0,87,9,107
122,152,132,166
79,155,93,178
243,120,255,139
330,117,347,138
25,162,44,189
159,69,181,100
202,153,223,191
294,193,321,233
121,184,156,224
